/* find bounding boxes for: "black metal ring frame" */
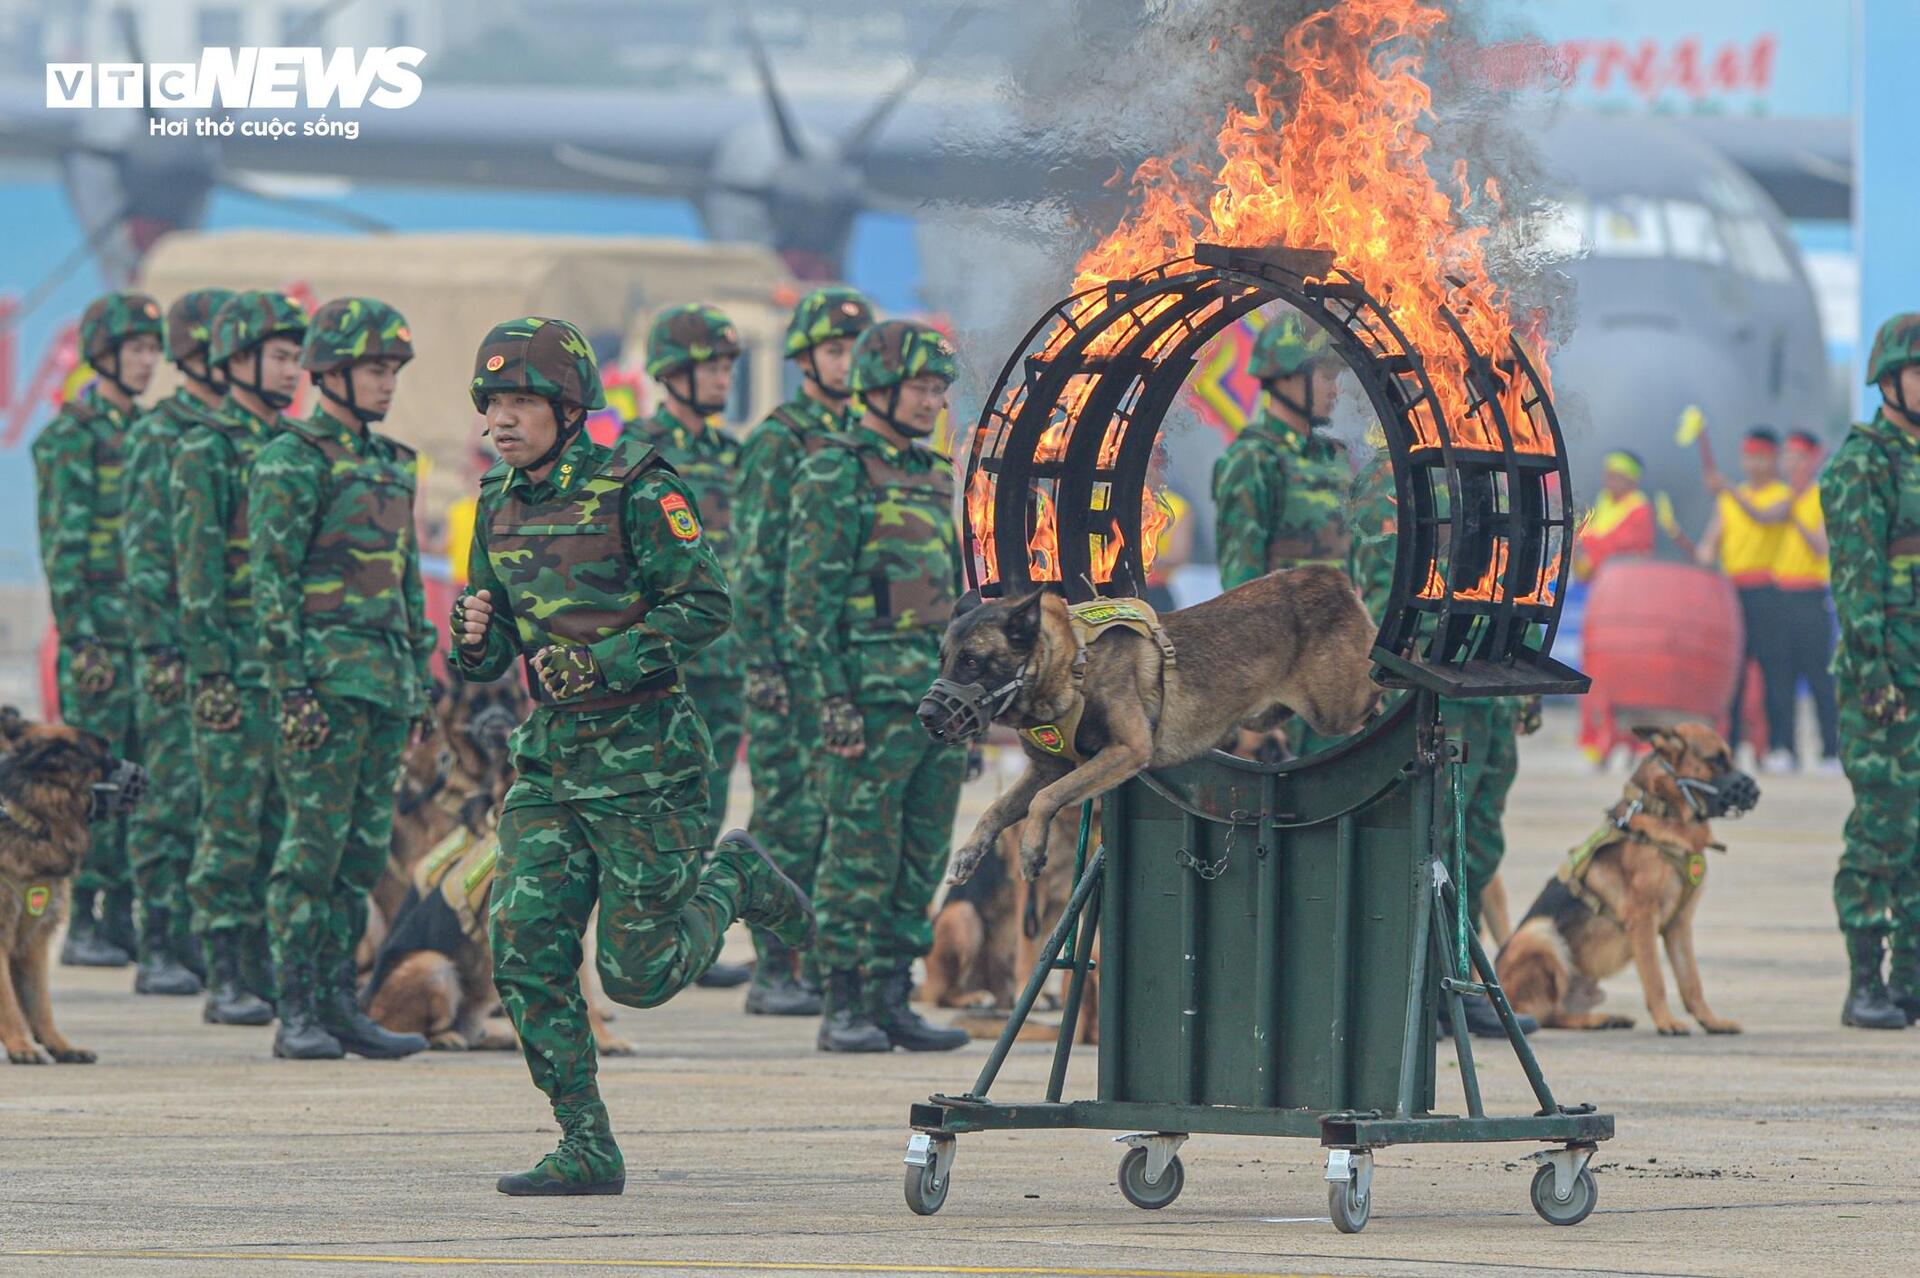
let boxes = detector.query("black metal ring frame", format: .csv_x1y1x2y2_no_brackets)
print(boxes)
960,241,1587,698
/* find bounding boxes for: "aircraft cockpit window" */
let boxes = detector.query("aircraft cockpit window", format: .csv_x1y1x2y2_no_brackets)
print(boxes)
1663,201,1728,265
1590,197,1665,258
1721,217,1794,284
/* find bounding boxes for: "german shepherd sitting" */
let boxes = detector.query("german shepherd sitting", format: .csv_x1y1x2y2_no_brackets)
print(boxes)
1496,724,1757,1035
0,718,122,1064
923,570,1380,883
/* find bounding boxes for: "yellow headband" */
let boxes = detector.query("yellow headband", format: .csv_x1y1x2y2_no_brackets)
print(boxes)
1603,451,1643,480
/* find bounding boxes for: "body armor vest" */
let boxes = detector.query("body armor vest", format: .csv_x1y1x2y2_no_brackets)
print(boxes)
206,415,276,625
838,436,957,638
287,421,419,633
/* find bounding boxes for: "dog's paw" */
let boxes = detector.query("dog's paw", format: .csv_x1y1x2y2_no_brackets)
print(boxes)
595,1036,636,1057
6,1045,50,1065
1654,1018,1691,1036
1017,831,1050,881
48,1045,95,1064
1601,1015,1635,1029
945,840,993,884
1700,1017,1742,1035
429,1031,471,1051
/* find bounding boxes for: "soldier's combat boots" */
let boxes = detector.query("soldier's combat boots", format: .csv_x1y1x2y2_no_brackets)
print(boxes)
133,906,203,996
60,888,131,967
1887,946,1920,1025
318,958,426,1059
202,931,274,1025
869,966,969,1052
1842,931,1910,1029
696,960,753,989
710,830,816,950
271,959,345,1060
239,927,278,1010
817,970,891,1053
497,1097,625,1196
745,939,822,1016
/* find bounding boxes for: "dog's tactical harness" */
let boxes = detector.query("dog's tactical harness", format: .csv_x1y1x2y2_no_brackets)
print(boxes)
0,864,56,920
362,828,499,1003
1016,598,1177,766
1554,781,1720,929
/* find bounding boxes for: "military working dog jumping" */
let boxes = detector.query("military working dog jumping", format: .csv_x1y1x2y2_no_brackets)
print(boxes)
922,569,1380,884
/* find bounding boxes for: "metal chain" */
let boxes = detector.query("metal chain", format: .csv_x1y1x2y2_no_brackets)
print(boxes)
1176,798,1245,881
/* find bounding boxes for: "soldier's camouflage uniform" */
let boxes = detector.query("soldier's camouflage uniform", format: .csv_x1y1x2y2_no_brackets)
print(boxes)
626,404,742,842
32,293,164,917
252,382,435,981
1350,449,1517,922
735,288,872,973
456,317,751,1125
784,395,965,984
173,294,306,957
1821,409,1920,951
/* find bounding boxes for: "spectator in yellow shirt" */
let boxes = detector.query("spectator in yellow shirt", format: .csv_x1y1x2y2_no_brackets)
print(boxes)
1696,426,1795,769
1774,430,1840,771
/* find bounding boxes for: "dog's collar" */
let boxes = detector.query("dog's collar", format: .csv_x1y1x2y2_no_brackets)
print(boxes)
0,795,48,840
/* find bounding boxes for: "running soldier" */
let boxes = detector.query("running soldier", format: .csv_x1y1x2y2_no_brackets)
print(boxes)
121,286,232,993
784,319,969,1054
172,290,307,1027
452,316,812,1194
34,292,164,968
250,298,435,1060
1823,313,1920,1029
735,286,874,1017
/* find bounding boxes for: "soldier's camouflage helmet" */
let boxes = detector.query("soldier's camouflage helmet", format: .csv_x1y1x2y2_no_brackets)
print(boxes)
784,287,875,357
1865,313,1920,386
302,297,415,373
645,303,742,378
79,291,164,363
1247,312,1334,381
849,319,958,398
469,316,605,415
164,288,235,365
208,290,308,367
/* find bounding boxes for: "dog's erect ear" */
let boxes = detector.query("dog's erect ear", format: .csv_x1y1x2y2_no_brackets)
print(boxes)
952,589,983,620
1003,591,1045,649
1631,724,1683,757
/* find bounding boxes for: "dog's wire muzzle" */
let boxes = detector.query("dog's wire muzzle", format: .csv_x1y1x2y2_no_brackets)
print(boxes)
1647,754,1760,822
88,759,149,823
919,672,1025,744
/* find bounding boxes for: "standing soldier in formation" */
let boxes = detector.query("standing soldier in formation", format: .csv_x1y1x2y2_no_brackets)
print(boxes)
784,319,968,1055
249,298,436,1061
629,304,753,989
451,317,812,1194
1212,314,1351,758
33,291,163,969
173,290,308,1028
121,287,232,994
734,286,874,1017
1822,314,1920,1030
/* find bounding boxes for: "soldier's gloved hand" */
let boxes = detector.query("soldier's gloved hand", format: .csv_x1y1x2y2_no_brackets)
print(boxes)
279,687,330,752
410,689,439,746
1863,681,1909,729
1516,695,1544,737
820,695,865,759
744,665,790,716
70,638,114,695
532,644,604,701
192,675,241,732
141,646,186,706
452,589,494,653
965,743,986,782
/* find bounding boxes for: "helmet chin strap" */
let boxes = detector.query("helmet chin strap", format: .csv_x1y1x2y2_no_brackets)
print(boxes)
93,345,139,402
1884,373,1915,421
524,401,583,471
663,368,726,418
179,356,224,397
802,350,851,403
1268,374,1328,429
228,347,293,412
317,369,386,423
862,384,934,438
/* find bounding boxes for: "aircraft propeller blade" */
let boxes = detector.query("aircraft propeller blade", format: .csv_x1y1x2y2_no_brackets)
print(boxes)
733,2,807,160
840,2,978,163
220,174,393,233
0,206,131,336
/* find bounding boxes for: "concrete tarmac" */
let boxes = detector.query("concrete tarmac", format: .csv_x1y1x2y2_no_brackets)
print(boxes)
4,713,1916,1277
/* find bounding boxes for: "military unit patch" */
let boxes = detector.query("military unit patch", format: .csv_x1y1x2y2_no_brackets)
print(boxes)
25,884,51,918
1024,724,1067,754
661,491,701,541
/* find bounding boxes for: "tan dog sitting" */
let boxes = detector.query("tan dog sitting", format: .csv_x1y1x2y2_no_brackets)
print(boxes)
1497,724,1757,1035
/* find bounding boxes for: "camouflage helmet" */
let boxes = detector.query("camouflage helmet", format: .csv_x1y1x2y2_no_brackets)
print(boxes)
469,316,605,415
1247,312,1334,381
164,288,235,366
1865,313,1920,386
79,291,164,363
207,290,308,368
645,303,742,378
849,319,958,398
302,297,415,373
784,287,875,357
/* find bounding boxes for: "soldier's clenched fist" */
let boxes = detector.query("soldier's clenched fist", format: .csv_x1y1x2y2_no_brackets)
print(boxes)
454,589,494,651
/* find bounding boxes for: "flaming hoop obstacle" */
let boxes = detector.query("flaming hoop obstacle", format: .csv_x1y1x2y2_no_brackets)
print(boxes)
906,245,1612,1232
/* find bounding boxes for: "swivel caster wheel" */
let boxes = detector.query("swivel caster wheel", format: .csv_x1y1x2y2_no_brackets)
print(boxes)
903,1133,954,1216
1117,1145,1185,1209
1530,1162,1597,1226
1324,1148,1373,1234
